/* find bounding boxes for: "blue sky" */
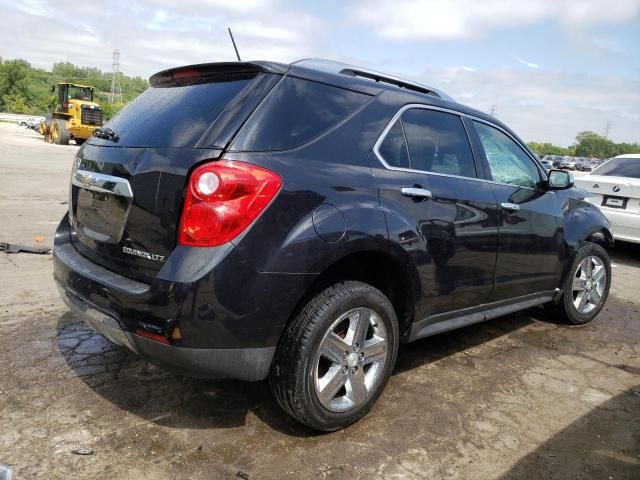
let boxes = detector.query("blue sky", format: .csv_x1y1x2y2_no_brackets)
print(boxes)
1,0,639,145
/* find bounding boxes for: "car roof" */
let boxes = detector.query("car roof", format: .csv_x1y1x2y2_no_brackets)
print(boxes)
291,58,454,102
613,154,640,159
150,58,524,147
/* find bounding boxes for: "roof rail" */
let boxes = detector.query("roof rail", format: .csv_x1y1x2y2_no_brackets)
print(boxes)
292,58,454,102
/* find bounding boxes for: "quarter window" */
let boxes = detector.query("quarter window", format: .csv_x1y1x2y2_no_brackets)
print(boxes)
377,108,477,178
377,119,410,169
474,122,541,188
232,77,369,151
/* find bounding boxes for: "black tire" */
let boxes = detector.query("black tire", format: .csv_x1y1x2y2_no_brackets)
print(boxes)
53,119,70,145
269,281,399,431
545,242,611,325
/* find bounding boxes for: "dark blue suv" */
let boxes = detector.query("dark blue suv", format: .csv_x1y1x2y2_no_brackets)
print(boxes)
53,59,613,431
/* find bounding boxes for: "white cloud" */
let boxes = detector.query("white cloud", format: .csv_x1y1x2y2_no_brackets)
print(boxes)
349,0,640,41
415,67,640,145
514,56,543,69
0,0,324,76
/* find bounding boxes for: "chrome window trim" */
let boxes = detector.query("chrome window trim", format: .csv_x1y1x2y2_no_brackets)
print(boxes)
372,103,546,191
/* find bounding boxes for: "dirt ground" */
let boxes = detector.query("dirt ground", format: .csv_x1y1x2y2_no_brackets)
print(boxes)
0,122,638,479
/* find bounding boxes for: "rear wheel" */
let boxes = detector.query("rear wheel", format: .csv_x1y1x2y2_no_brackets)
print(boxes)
269,281,399,431
545,242,611,325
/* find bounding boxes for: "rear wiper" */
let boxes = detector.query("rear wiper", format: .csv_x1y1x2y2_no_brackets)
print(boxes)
93,127,120,142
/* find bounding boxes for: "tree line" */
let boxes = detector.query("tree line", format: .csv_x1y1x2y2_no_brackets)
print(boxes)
528,131,639,160
1,57,638,158
0,58,148,120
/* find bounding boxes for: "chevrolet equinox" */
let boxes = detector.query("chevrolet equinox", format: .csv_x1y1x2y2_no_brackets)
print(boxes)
54,59,613,431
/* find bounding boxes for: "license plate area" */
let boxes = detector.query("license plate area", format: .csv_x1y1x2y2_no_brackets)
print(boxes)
602,195,627,209
71,170,133,244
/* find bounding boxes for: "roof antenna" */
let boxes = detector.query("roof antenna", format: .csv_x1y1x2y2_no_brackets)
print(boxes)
228,27,241,61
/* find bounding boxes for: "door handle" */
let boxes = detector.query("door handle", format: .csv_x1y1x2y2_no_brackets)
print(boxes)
500,202,520,211
401,187,432,200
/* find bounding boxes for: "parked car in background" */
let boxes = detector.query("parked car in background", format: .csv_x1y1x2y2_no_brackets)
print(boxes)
25,117,44,131
583,159,603,172
53,58,614,431
576,158,592,171
540,159,553,171
575,154,640,244
560,157,577,170
17,116,45,129
544,155,565,168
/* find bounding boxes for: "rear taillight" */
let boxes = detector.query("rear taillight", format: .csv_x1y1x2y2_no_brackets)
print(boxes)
178,160,282,247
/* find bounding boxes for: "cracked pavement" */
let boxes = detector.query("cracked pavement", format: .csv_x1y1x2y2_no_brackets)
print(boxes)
0,123,639,479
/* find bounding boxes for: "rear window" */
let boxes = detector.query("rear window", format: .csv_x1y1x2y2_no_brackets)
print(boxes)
593,158,640,179
91,77,255,148
231,77,369,151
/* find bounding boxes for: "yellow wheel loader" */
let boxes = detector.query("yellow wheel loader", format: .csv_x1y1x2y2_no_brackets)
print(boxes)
39,83,103,145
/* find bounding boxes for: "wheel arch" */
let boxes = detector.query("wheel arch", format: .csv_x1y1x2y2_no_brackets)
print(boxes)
286,246,418,339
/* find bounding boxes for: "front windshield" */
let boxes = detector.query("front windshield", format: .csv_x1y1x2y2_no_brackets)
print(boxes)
592,157,640,179
68,86,93,101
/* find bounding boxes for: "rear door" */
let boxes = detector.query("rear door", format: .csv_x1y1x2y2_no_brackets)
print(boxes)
373,106,498,321
470,120,565,300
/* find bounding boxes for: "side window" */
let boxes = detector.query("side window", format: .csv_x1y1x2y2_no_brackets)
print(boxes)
474,122,541,188
401,109,477,178
377,119,410,169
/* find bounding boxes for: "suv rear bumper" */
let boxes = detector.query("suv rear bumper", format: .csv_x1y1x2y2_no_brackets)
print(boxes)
57,284,275,380
53,216,314,381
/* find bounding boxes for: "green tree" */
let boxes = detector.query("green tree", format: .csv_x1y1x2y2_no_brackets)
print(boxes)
527,141,572,157
0,57,149,115
573,131,615,158
0,59,32,111
3,93,28,113
101,101,126,121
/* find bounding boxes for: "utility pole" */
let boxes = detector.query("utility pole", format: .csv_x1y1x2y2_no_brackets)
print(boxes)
604,121,611,139
489,104,497,116
110,49,122,105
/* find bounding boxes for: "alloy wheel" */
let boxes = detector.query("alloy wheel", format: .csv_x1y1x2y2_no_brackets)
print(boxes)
313,307,388,413
572,255,607,314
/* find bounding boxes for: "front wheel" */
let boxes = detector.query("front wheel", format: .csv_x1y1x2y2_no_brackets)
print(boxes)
269,281,399,431
546,242,611,325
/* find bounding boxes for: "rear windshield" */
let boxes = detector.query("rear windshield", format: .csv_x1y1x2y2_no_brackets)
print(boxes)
593,157,640,179
91,77,255,148
231,76,369,151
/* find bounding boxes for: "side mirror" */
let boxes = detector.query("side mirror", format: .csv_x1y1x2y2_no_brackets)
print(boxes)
547,169,574,190
50,85,56,93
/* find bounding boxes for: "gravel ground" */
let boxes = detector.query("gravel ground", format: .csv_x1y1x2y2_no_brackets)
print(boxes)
0,122,638,479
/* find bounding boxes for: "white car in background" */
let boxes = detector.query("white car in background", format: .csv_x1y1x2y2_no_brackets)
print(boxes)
574,154,640,244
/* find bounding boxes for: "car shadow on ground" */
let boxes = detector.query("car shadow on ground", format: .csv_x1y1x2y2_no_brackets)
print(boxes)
610,240,640,267
499,385,640,480
55,304,557,437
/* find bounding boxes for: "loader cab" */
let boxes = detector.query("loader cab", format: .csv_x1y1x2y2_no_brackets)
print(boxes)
52,83,94,113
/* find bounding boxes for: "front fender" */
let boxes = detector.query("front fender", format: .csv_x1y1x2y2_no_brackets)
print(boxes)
561,195,613,249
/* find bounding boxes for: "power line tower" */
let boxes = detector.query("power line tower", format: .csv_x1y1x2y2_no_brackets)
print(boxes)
489,104,497,116
109,49,122,105
604,121,611,139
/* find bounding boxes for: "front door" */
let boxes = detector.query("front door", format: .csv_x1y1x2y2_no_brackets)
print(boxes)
470,120,565,300
372,106,499,321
